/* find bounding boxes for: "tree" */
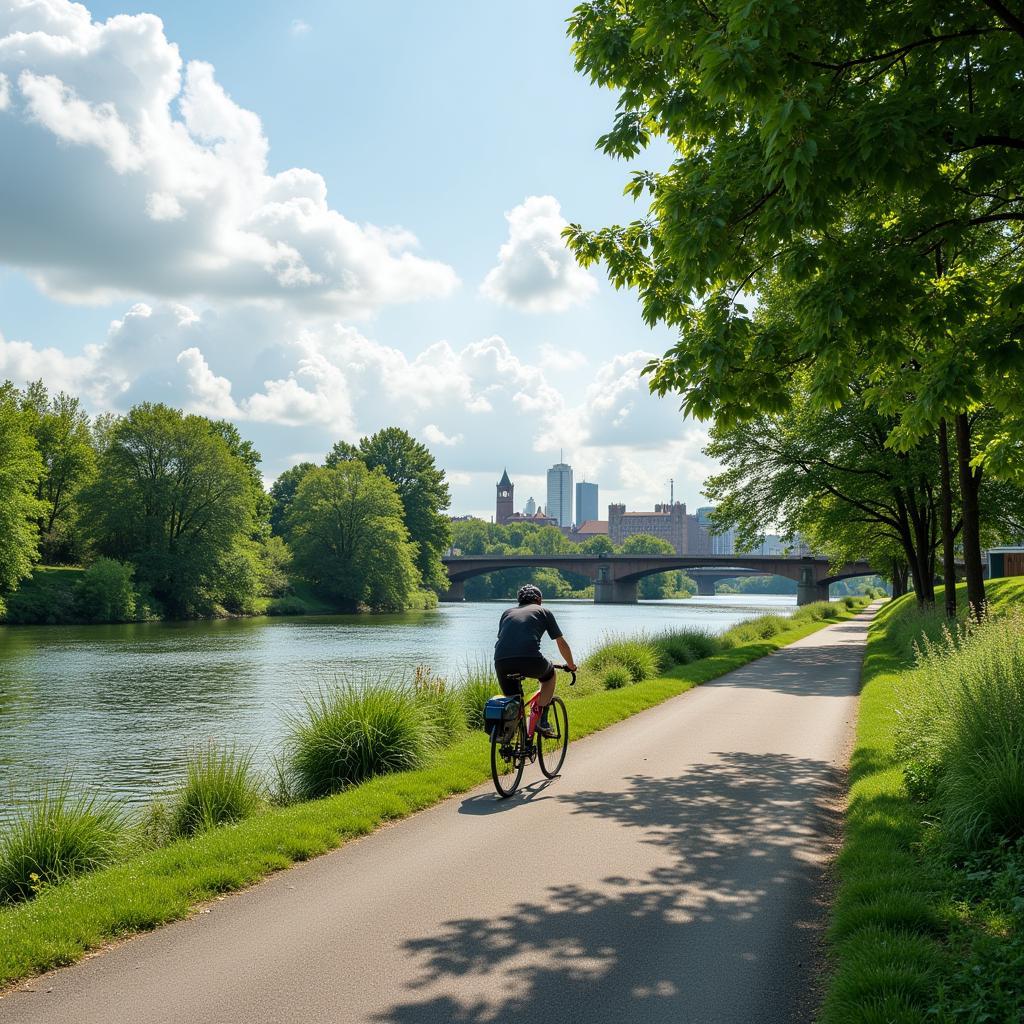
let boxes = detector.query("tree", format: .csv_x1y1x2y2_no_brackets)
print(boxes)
269,463,316,538
287,463,420,611
566,1,1024,614
0,384,44,607
704,388,948,606
81,403,260,617
355,429,452,593
620,532,676,598
18,381,96,563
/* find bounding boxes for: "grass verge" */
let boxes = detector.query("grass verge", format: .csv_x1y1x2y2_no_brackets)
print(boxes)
821,578,1024,1024
0,600,867,988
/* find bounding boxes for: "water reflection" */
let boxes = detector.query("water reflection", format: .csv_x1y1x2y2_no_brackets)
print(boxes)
0,596,795,813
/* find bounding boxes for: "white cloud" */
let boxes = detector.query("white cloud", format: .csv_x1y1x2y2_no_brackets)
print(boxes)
539,343,587,373
176,347,238,418
290,19,310,36
0,2,458,313
480,195,598,313
422,423,461,446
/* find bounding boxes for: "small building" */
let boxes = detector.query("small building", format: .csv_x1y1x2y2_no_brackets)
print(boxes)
608,502,687,555
988,546,1024,578
505,509,559,529
573,519,609,538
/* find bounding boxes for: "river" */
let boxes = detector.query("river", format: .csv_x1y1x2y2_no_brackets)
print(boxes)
0,595,795,816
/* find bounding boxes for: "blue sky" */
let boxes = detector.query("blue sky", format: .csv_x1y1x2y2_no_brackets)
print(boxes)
0,0,714,518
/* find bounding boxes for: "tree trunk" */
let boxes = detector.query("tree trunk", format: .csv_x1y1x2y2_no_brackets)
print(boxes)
891,559,908,598
954,413,987,617
937,419,958,618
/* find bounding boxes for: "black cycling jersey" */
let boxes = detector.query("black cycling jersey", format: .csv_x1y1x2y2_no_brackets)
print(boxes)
493,604,563,660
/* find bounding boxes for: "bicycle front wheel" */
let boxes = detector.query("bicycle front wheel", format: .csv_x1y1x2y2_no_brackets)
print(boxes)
491,719,526,798
537,697,569,779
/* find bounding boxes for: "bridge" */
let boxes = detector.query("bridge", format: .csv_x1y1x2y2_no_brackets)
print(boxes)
441,554,877,605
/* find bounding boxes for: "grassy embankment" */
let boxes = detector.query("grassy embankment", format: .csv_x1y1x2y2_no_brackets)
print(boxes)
0,597,868,988
822,578,1024,1024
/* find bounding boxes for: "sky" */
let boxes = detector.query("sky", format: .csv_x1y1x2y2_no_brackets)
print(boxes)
0,0,718,519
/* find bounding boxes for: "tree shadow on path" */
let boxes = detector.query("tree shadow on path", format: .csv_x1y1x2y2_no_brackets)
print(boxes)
373,751,843,1024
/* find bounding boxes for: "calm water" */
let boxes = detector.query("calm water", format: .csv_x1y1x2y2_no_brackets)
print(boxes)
0,595,795,814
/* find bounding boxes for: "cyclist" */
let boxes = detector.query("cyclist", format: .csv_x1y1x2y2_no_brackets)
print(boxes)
494,584,577,738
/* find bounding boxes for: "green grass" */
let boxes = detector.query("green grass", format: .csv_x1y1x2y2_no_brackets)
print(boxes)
821,578,1024,1024
169,744,265,839
283,679,441,799
582,636,663,682
0,599,866,987
0,782,127,904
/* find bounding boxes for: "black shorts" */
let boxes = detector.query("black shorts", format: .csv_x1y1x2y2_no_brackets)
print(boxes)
494,656,555,696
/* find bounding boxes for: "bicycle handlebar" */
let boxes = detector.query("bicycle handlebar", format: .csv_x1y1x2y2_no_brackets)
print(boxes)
557,663,577,686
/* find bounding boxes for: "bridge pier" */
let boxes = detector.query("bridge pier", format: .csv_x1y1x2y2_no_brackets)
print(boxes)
594,576,638,604
439,580,465,602
797,564,830,605
695,576,717,597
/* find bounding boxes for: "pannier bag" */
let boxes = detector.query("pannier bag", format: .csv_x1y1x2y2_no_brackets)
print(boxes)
483,695,521,741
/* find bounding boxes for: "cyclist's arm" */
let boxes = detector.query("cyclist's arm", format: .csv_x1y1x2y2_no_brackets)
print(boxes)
555,636,577,672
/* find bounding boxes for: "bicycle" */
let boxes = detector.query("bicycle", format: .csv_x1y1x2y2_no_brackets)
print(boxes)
490,664,575,798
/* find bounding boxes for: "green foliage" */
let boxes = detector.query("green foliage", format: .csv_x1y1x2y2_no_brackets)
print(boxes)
0,384,44,599
583,636,662,682
897,612,1024,851
268,462,315,538
81,403,261,618
287,462,421,611
258,535,292,597
74,558,136,623
601,665,631,690
169,744,265,839
0,782,126,904
17,381,96,564
457,662,499,730
323,429,451,593
411,667,466,742
283,681,439,798
653,628,720,666
719,614,791,647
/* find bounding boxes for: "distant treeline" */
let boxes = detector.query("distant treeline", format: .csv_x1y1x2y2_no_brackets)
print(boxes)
0,381,450,622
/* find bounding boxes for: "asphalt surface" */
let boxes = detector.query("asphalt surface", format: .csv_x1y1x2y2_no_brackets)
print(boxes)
1,609,874,1024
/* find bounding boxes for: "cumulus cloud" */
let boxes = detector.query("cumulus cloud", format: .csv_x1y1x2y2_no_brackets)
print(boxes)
480,195,598,313
0,1,457,312
422,423,461,447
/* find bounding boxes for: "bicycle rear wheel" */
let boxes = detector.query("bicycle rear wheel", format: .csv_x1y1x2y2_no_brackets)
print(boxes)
537,697,569,779
491,719,526,797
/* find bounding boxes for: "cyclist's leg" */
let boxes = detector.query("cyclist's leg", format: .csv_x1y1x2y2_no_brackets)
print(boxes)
529,661,557,734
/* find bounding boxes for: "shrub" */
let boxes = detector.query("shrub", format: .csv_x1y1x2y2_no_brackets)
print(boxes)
720,613,791,647
602,665,632,690
0,782,127,904
284,680,438,798
75,558,137,622
266,595,310,616
897,612,1024,850
458,662,498,730
169,743,264,838
412,666,465,743
2,571,78,624
584,637,662,682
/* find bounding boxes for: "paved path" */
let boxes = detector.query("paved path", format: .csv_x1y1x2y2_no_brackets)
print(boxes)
1,609,875,1024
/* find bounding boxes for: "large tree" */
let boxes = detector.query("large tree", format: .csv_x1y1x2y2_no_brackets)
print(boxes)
82,403,260,617
287,463,420,611
328,429,452,593
0,384,44,607
269,462,316,537
566,0,1024,613
18,381,96,563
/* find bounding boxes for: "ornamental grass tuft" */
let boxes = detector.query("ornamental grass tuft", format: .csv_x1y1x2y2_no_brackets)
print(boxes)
896,611,1024,850
601,665,632,690
584,636,662,682
284,679,439,799
0,781,127,904
169,743,265,839
457,661,499,730
412,666,466,742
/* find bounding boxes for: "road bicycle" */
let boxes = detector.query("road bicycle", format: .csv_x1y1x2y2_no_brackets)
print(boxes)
490,665,575,798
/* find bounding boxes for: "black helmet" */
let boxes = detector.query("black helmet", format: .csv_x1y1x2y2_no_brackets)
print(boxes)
517,584,543,606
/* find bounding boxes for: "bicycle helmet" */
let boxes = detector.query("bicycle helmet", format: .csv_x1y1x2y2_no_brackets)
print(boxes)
517,584,543,606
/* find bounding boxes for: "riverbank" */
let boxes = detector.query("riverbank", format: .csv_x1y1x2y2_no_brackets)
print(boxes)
822,578,1024,1023
0,566,438,626
0,599,867,988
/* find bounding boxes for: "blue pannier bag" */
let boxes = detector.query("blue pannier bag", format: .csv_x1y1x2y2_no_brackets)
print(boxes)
483,695,520,740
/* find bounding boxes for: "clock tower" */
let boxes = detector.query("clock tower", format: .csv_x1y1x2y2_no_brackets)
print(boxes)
496,469,514,524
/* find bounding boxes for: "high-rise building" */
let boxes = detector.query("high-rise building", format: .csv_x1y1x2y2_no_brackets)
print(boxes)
524,496,537,516
495,469,514,525
575,481,598,525
546,461,573,528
